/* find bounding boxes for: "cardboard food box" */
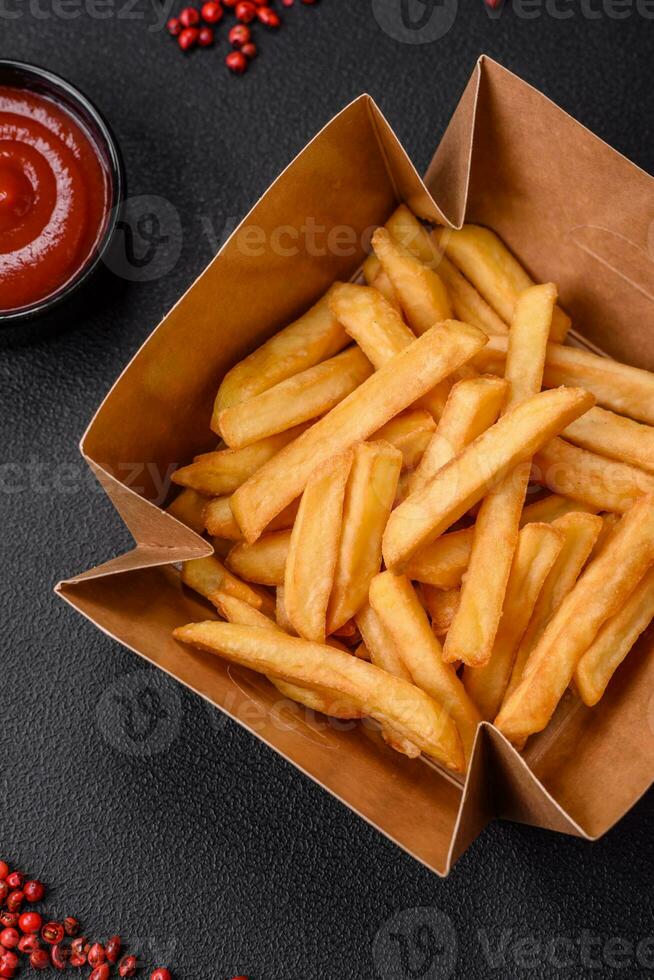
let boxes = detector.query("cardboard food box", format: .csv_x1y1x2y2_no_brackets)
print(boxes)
57,56,654,875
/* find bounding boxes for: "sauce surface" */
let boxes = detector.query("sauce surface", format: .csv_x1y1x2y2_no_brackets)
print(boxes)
0,86,110,312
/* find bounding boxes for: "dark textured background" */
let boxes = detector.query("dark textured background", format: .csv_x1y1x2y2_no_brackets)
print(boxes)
2,3,654,978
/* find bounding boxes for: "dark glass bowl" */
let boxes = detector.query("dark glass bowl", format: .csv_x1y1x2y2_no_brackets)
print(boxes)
0,60,125,331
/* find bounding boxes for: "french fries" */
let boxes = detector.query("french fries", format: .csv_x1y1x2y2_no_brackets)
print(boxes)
463,523,564,721
284,451,353,643
495,494,654,745
231,320,487,543
383,387,595,570
181,554,274,617
533,437,654,512
327,442,402,633
369,572,481,764
173,621,465,771
409,375,507,494
443,283,556,667
574,567,654,706
371,228,452,333
475,335,654,426
564,406,654,474
420,586,460,637
372,410,436,471
503,512,604,703
434,225,571,342
172,425,308,496
212,591,362,719
217,346,373,449
404,495,598,587
355,602,412,681
212,284,348,423
330,282,454,419
226,529,291,586
204,496,298,541
167,488,209,534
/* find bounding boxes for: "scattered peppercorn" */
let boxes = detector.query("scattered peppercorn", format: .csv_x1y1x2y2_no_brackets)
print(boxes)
241,41,257,57
179,5,201,24
105,934,122,964
229,22,250,44
118,954,139,977
22,880,44,903
257,5,280,25
17,934,40,955
225,49,248,72
30,948,50,970
178,25,200,48
89,966,111,980
0,932,18,951
5,894,22,915
18,911,42,934
201,0,223,20
50,942,69,971
4,875,23,893
0,916,17,931
235,0,256,20
150,969,172,980
0,866,8,883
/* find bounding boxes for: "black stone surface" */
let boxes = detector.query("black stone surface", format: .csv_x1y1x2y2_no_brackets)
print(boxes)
2,4,653,978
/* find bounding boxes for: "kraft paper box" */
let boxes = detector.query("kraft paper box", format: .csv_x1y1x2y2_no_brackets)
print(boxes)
57,56,654,875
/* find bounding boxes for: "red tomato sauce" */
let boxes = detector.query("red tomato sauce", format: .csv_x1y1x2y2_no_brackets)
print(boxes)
0,86,111,312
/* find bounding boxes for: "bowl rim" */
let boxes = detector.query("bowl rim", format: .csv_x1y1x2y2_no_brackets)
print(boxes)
0,59,126,326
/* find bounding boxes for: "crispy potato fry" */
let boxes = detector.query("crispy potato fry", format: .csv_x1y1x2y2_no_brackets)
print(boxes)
172,426,309,496
474,335,654,426
369,268,401,310
226,529,291,586
365,206,509,336
443,284,557,666
369,572,481,764
420,586,460,637
355,602,412,681
353,642,371,661
383,387,595,571
217,346,373,449
275,585,294,634
589,512,620,560
204,496,298,540
327,441,402,633
213,284,348,424
330,282,454,419
533,437,654,513
574,567,654,706
405,495,598,587
372,228,452,333
231,320,488,543
503,512,604,704
284,451,353,643
167,488,209,534
495,494,654,745
410,375,508,494
434,225,570,341
181,554,271,614
173,621,465,770
463,523,564,721
563,406,654,474
212,591,362,719
372,410,436,471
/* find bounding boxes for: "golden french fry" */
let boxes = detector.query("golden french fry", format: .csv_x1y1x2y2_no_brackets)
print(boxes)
574,567,654,706
369,572,481,764
503,512,604,704
204,496,298,540
589,512,620,560
563,406,654,475
434,225,570,341
420,586,460,637
181,554,269,613
410,375,507,494
463,523,564,721
355,602,412,681
369,268,401,311
372,410,436,471
213,284,348,424
371,228,452,333
326,441,402,634
365,205,508,336
353,642,371,661
167,488,209,534
212,591,362,719
284,451,353,643
173,621,465,770
443,283,557,667
330,282,453,419
172,425,309,496
383,387,595,571
275,585,294,634
217,346,373,449
232,320,488,543
533,437,654,513
405,495,598,587
474,335,654,426
226,529,291,586
495,494,654,745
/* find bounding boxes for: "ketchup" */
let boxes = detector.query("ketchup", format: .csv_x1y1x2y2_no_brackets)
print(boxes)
0,86,110,313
